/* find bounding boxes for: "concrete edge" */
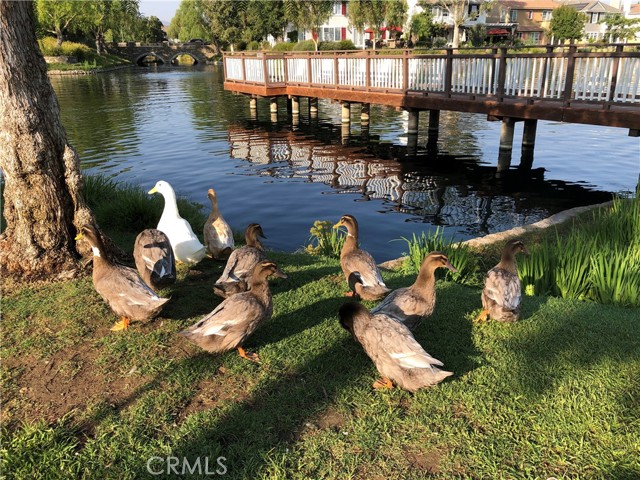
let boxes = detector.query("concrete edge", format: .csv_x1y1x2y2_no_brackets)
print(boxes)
378,200,613,271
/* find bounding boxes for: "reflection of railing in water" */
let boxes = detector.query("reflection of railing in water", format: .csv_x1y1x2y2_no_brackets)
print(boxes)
227,122,611,235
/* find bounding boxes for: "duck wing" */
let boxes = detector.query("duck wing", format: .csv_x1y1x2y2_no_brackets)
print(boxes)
217,246,265,283
95,263,169,321
134,229,176,289
484,268,521,311
343,249,386,287
179,293,265,352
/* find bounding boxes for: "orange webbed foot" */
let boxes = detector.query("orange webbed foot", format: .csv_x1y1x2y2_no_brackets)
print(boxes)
372,377,394,390
237,347,260,363
474,309,490,323
110,317,131,331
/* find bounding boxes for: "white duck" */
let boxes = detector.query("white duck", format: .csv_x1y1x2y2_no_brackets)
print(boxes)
148,180,206,265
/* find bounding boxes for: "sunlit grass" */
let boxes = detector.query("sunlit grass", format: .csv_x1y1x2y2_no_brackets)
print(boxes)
2,178,639,479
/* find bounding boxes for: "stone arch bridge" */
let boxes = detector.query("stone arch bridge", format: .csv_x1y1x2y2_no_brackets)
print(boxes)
108,42,218,65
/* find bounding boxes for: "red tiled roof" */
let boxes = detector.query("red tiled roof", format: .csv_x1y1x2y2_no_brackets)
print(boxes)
630,4,640,14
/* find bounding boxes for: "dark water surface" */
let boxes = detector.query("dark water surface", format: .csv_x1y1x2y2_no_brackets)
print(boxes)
51,65,640,261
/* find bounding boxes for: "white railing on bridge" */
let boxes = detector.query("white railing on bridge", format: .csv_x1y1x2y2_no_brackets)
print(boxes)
224,45,640,105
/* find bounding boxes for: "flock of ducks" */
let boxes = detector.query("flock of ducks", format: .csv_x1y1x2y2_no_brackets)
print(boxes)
75,181,528,392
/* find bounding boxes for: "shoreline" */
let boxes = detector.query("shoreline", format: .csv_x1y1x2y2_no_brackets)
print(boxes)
378,200,614,270
47,64,133,76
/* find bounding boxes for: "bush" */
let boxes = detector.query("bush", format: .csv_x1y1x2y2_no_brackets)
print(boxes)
38,37,92,61
272,42,295,52
305,220,346,259
246,41,261,51
293,40,317,51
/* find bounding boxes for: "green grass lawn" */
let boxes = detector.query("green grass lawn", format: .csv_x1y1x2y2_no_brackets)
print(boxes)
2,243,639,479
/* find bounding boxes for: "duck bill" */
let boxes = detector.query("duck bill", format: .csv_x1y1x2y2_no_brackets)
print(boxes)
332,221,343,229
522,246,530,255
272,267,287,279
148,186,158,194
445,261,458,273
74,232,84,241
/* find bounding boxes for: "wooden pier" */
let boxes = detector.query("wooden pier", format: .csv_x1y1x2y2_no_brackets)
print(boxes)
222,44,640,170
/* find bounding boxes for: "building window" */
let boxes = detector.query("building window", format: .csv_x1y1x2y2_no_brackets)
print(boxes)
320,27,341,42
510,10,518,22
527,10,533,19
530,31,541,43
587,32,599,40
542,10,552,21
332,1,342,15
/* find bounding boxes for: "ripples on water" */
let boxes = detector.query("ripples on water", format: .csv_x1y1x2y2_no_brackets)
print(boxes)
49,65,639,261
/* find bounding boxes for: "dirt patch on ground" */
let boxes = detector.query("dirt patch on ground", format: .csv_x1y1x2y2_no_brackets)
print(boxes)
2,342,148,429
405,450,442,475
315,406,347,430
177,368,252,421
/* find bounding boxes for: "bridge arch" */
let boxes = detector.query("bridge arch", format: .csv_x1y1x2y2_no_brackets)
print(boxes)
170,52,200,65
136,52,165,66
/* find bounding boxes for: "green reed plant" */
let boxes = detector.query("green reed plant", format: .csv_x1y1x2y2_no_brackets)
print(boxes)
553,230,594,300
399,228,476,285
517,192,640,307
517,238,556,297
305,220,346,259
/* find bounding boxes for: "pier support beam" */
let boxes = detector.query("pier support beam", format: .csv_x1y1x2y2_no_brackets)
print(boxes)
291,96,300,115
361,103,370,123
428,110,440,149
270,97,278,113
407,109,419,134
309,97,318,118
341,123,350,145
497,117,516,173
520,119,538,170
341,101,351,124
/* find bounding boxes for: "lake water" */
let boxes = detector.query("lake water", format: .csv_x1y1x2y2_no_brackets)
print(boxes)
50,65,640,261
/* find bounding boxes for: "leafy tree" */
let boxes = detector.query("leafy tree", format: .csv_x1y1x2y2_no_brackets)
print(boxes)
243,0,288,43
419,0,489,49
35,0,80,46
348,0,408,49
410,8,446,42
467,23,486,46
283,0,334,51
202,0,245,51
0,1,102,280
168,0,211,42
604,13,640,42
140,16,166,42
549,5,586,42
77,0,139,54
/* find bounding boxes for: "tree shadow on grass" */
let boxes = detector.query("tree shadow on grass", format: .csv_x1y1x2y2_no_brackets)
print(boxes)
130,336,372,479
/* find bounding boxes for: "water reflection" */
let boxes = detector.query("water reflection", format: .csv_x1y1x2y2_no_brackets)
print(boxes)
227,119,611,238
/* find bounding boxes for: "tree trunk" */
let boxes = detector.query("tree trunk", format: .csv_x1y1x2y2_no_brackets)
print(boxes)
56,27,63,46
0,0,97,281
452,24,461,49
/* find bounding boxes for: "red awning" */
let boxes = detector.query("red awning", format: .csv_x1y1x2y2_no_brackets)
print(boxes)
487,28,510,35
380,26,402,32
364,28,374,33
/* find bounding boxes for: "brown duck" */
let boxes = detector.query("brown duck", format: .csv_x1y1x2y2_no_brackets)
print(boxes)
477,239,528,322
334,215,390,301
371,252,457,330
213,223,267,298
133,228,176,291
76,225,169,331
180,261,287,361
339,302,453,392
203,187,234,261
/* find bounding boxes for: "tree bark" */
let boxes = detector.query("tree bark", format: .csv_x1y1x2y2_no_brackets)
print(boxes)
0,0,96,281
